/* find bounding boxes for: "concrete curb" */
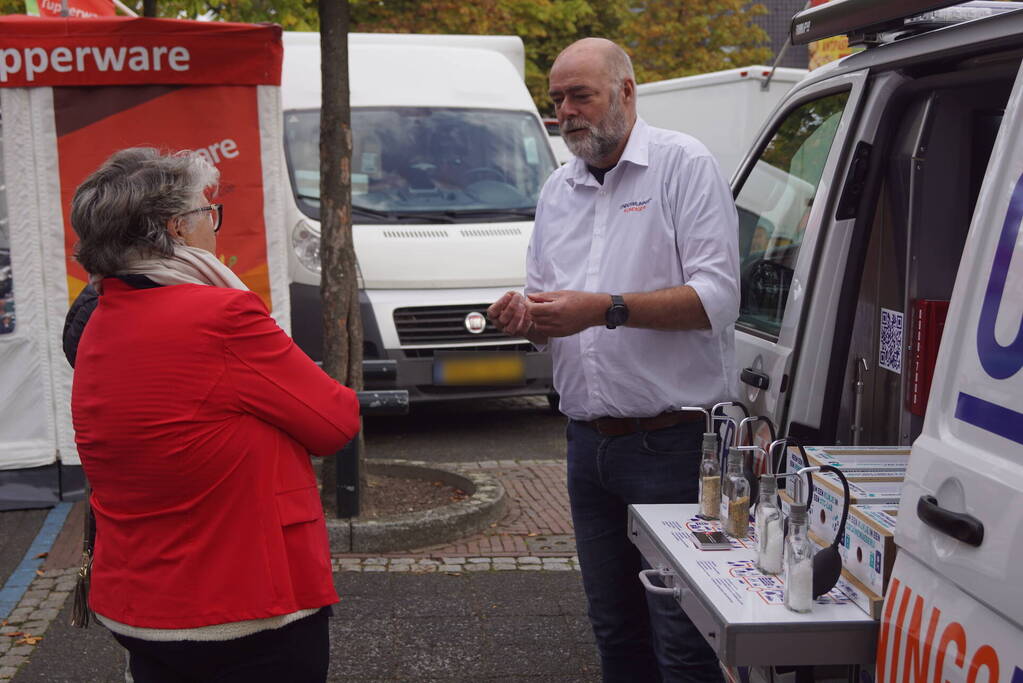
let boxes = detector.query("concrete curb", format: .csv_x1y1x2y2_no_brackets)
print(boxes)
326,459,506,554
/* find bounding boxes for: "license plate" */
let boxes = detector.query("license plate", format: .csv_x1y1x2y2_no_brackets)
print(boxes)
433,352,525,386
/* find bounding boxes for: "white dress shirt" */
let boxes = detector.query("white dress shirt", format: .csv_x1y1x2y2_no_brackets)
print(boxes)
526,118,740,421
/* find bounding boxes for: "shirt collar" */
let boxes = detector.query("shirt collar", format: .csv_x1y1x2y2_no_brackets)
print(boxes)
564,117,650,188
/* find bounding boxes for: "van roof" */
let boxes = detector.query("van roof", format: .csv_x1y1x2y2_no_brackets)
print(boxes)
792,6,1023,94
282,40,535,112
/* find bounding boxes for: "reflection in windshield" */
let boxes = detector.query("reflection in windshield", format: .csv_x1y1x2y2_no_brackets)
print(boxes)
284,107,556,222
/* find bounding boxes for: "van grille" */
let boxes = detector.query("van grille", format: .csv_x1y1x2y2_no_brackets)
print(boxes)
394,304,507,345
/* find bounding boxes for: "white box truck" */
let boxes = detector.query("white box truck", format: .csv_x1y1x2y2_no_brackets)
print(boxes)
636,66,808,179
281,32,558,403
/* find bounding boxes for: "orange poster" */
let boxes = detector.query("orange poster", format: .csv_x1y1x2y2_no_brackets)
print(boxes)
54,85,272,307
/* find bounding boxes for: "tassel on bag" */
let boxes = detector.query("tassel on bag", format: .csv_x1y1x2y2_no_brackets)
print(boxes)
69,549,92,628
70,499,96,629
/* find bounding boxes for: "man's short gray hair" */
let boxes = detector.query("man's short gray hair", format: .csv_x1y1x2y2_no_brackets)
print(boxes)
71,147,219,276
605,42,635,92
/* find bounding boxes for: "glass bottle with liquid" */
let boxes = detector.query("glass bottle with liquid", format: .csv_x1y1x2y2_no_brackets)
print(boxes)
755,475,783,574
721,448,750,538
698,433,721,519
783,478,814,613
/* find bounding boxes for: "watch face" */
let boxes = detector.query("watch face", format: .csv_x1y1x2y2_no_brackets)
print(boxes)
607,305,628,326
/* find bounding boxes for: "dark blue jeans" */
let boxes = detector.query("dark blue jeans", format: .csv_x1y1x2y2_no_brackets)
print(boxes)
567,419,724,683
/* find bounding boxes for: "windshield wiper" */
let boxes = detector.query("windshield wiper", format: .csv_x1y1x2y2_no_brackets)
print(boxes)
449,208,536,220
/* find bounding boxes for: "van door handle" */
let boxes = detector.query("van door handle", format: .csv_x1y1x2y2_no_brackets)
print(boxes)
741,368,770,391
916,495,984,547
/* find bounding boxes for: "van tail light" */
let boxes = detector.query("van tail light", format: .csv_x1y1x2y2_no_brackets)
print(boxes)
906,299,950,416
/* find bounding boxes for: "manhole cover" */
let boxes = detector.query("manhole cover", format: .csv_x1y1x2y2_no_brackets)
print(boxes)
524,534,576,554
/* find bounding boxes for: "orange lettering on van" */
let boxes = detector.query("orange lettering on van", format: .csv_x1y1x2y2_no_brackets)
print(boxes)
967,645,999,683
935,622,967,683
904,595,941,683
878,578,903,683
892,584,915,683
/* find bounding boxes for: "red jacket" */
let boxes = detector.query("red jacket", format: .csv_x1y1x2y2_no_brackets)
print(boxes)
71,279,359,629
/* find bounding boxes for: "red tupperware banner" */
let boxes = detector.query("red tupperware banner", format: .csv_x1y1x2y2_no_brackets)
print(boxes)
0,16,282,87
33,0,117,19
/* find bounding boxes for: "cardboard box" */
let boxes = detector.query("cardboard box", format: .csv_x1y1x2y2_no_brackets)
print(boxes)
809,530,884,620
840,504,898,596
779,472,903,542
785,446,909,481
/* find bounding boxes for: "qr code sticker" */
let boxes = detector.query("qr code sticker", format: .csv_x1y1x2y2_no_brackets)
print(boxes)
879,308,904,374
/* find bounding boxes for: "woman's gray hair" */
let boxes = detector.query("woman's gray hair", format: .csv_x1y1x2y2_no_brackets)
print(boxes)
71,147,219,276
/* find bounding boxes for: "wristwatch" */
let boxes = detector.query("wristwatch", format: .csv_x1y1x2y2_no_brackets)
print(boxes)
605,294,629,329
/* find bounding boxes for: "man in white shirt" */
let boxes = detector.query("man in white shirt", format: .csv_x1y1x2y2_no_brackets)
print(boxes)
489,37,738,682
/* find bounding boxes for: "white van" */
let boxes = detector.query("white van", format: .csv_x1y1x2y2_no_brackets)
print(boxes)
729,0,1023,677
281,33,557,402
729,1,1022,448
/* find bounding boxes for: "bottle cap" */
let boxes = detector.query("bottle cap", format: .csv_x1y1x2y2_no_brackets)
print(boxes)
788,475,807,524
702,433,718,451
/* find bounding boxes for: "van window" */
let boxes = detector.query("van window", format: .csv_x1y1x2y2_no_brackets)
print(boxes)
0,111,13,336
734,91,849,337
284,107,557,222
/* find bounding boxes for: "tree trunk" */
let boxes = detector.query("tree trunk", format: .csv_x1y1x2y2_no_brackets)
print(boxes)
142,0,157,17
318,0,364,516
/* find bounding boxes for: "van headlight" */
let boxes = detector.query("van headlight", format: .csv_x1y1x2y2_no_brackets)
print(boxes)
291,219,365,288
292,219,321,274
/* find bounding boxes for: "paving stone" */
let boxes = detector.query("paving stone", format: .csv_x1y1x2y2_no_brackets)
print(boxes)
16,598,40,609
363,558,388,566
7,647,31,658
0,640,9,653
467,558,491,564
363,566,386,573
518,557,542,564
416,559,440,566
545,564,573,571
22,591,47,602
30,609,58,621
32,579,55,590
389,564,410,573
0,666,19,679
20,622,46,634
463,563,490,572
389,558,413,565
338,565,363,572
493,557,516,564
477,461,500,468
494,564,517,571
0,656,25,668
519,565,542,571
409,564,438,574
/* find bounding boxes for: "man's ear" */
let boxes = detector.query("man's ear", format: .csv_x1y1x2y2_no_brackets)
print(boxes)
622,77,636,107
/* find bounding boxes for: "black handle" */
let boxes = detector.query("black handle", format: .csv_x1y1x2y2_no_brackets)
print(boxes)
819,465,850,550
741,368,770,391
917,495,984,547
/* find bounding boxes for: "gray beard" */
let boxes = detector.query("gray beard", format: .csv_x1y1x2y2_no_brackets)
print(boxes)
562,96,630,166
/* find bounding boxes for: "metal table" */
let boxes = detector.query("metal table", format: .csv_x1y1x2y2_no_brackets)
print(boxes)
628,504,878,668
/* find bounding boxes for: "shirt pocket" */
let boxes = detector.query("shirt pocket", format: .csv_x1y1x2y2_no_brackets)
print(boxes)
275,485,323,526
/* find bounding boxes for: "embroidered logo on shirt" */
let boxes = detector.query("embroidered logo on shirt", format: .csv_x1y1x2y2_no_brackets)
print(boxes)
620,198,653,214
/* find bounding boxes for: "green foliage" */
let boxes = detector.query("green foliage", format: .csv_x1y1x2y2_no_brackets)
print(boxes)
0,0,773,113
621,1,772,84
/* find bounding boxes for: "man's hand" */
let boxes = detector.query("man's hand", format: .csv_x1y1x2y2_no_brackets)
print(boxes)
527,290,607,338
487,291,533,337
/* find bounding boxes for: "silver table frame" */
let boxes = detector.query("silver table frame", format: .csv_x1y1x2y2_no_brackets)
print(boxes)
628,504,878,668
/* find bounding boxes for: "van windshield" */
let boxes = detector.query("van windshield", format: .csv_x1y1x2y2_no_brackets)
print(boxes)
284,107,557,222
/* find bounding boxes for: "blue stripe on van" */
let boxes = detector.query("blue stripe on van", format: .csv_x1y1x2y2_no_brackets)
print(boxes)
955,392,1023,446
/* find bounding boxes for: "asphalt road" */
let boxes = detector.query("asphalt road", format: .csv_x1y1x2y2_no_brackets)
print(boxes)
363,396,568,463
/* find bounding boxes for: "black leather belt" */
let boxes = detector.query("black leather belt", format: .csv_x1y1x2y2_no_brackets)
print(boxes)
577,411,704,437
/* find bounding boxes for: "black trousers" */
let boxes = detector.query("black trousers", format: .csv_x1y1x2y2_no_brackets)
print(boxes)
111,607,331,683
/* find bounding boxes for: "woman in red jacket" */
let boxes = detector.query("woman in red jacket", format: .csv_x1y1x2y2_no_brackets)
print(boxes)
69,148,360,683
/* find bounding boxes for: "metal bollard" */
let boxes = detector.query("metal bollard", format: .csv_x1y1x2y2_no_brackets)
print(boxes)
335,388,409,518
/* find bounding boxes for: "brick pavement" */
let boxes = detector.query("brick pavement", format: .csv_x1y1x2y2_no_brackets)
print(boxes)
0,458,579,680
332,458,577,566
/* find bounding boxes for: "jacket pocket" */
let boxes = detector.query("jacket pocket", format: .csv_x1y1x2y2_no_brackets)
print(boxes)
275,486,323,526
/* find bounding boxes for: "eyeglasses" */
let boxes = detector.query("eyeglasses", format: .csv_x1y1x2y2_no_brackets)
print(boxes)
177,203,224,234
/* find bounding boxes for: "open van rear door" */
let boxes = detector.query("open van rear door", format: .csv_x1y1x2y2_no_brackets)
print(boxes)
878,55,1023,681
730,71,867,436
